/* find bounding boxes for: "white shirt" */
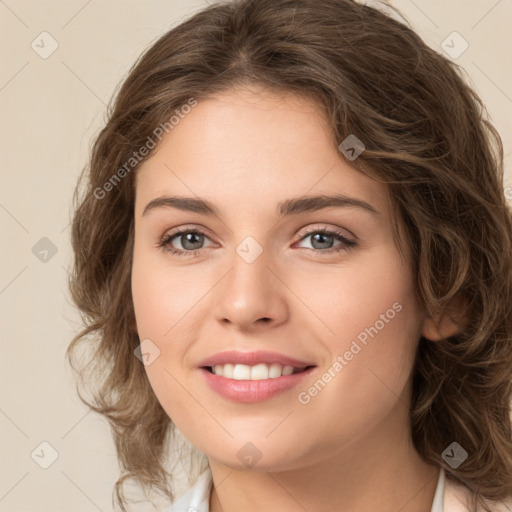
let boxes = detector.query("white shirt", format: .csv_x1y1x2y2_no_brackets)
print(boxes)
163,466,482,512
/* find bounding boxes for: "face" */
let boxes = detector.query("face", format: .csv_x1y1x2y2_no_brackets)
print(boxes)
131,86,427,471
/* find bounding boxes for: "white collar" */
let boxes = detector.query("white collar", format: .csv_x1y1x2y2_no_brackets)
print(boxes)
432,467,446,512
166,467,212,512
165,467,447,512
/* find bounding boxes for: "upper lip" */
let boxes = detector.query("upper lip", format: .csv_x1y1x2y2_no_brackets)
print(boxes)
198,350,316,369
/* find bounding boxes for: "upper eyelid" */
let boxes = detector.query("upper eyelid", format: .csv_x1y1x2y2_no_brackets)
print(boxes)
296,223,356,241
163,224,214,239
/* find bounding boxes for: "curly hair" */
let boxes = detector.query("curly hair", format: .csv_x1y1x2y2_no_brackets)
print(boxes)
67,0,512,510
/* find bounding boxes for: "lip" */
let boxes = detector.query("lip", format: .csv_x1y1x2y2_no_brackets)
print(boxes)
198,350,317,403
198,350,315,369
200,366,316,403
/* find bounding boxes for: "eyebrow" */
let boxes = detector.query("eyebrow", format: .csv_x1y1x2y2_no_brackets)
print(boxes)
142,194,379,218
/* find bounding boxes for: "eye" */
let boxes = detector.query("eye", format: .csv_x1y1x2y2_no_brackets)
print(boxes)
295,226,357,254
158,227,215,256
157,225,357,257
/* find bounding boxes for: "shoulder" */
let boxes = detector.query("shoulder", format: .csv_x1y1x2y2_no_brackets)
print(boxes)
160,468,213,512
445,475,512,512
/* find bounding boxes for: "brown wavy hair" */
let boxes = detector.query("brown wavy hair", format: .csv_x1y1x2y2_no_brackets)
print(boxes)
67,0,512,510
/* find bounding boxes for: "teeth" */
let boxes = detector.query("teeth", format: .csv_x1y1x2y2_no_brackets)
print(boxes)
233,364,251,380
211,363,299,380
281,365,294,376
269,363,282,378
250,363,269,380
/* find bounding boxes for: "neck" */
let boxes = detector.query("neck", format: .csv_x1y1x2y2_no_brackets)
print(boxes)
208,405,439,512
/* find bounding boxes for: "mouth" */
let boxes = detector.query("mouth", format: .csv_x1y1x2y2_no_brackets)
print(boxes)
202,363,315,380
198,350,317,402
199,362,317,403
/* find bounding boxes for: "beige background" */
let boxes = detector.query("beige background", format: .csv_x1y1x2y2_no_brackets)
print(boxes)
0,1,511,511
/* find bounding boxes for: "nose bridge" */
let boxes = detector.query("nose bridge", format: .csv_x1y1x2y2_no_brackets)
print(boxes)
226,234,272,304
213,233,288,329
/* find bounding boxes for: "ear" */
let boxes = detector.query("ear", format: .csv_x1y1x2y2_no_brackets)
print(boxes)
421,293,467,341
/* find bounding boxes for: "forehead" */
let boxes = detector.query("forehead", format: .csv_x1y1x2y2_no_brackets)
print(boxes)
134,86,389,219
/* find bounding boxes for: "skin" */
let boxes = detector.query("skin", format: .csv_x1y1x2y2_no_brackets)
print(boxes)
131,85,459,512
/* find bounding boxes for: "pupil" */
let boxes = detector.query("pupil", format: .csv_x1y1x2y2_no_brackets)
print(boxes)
312,233,332,249
183,232,203,250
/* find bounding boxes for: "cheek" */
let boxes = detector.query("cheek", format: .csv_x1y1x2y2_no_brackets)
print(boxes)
130,246,215,412
290,242,419,354
294,246,422,430
330,263,420,372
131,258,198,430
131,243,210,342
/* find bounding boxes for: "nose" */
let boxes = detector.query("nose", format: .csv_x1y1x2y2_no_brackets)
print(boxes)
213,243,289,332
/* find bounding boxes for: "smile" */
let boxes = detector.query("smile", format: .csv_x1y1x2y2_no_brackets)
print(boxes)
206,363,309,380
198,349,317,402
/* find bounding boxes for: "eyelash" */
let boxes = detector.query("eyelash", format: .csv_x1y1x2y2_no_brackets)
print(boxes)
157,226,357,257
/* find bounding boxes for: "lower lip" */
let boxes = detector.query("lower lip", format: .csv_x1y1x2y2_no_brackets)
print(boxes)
200,367,315,403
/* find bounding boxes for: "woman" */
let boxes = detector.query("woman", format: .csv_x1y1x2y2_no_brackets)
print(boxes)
67,0,512,510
